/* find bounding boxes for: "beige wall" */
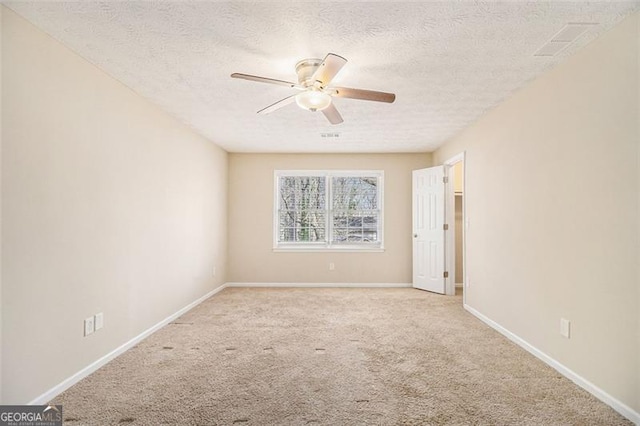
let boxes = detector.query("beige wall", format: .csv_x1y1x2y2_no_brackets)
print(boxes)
435,13,639,414
453,161,463,193
228,153,431,283
1,7,228,404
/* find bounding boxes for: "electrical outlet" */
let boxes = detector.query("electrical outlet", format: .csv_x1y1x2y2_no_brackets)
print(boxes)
213,266,217,277
560,318,571,339
84,317,95,336
94,312,104,331
329,262,335,271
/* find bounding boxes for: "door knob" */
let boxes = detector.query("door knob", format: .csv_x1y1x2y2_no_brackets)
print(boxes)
413,234,418,238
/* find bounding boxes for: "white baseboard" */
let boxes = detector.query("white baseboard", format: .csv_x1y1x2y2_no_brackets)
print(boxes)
29,284,228,405
225,282,412,288
464,304,640,425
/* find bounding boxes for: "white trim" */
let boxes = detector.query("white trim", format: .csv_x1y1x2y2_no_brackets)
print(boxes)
28,284,228,405
442,152,466,301
443,152,465,165
226,282,412,288
273,247,385,253
464,303,640,425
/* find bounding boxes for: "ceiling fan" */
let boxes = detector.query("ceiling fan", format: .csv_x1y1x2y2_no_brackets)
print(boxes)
231,53,395,125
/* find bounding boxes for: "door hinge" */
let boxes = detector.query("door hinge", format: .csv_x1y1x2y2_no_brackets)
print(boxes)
444,271,449,278
443,224,449,231
443,176,449,184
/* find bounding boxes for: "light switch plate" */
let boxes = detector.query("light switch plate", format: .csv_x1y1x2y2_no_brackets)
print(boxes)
560,318,571,338
84,317,95,336
94,312,104,331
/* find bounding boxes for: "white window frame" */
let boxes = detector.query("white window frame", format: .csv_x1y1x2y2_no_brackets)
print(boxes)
273,170,384,252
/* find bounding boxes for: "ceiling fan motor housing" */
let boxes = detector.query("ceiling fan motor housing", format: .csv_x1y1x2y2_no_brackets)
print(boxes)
295,58,323,87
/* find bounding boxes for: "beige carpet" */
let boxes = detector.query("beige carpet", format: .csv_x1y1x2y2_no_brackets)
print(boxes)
54,288,631,425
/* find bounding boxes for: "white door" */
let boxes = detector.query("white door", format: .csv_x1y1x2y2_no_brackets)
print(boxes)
412,166,446,294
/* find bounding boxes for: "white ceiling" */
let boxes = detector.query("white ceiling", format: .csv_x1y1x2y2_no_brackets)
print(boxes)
5,1,639,153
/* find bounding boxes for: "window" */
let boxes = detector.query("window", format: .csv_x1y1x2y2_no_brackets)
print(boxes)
274,170,383,251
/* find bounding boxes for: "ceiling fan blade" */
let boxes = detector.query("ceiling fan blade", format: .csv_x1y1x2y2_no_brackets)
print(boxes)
257,94,297,115
332,87,396,103
321,102,343,125
311,53,347,87
231,73,303,89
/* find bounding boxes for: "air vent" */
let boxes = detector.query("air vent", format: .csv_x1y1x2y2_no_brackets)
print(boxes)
551,23,596,42
534,23,598,57
533,41,571,57
320,132,340,138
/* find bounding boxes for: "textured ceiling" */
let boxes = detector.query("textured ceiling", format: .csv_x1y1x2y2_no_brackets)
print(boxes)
5,1,639,153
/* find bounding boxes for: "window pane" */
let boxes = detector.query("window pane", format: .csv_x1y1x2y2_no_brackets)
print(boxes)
279,226,326,242
332,211,379,244
280,176,325,210
332,176,377,210
279,212,325,242
333,228,348,242
333,212,348,228
278,176,326,243
348,214,363,227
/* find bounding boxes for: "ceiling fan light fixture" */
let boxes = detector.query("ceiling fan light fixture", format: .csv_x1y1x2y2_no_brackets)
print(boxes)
295,90,332,111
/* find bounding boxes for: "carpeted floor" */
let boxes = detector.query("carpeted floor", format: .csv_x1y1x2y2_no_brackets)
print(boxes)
53,287,632,425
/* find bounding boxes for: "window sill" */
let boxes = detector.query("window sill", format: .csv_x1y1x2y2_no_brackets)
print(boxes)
273,246,385,253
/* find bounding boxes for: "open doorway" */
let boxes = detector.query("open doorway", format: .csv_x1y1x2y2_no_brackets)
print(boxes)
411,156,465,299
453,162,464,296
444,153,465,304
